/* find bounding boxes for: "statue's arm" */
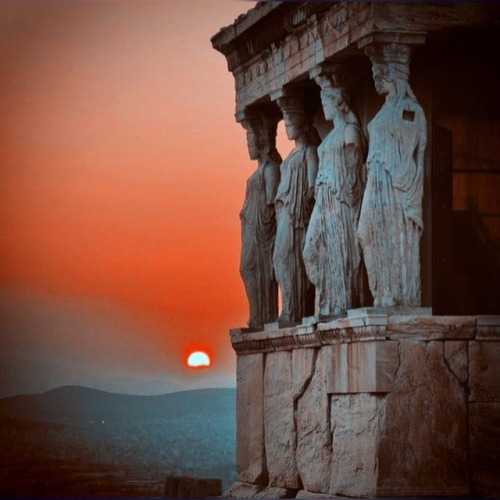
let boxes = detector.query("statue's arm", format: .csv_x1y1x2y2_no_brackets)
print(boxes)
343,125,364,205
264,162,280,206
306,146,319,201
344,124,363,168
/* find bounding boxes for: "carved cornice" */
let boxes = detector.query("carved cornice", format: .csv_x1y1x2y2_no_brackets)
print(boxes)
213,2,500,118
212,2,331,72
230,311,500,355
230,313,390,355
477,316,500,340
357,31,427,52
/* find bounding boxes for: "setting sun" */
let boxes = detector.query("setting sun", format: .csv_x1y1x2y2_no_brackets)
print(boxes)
187,351,211,368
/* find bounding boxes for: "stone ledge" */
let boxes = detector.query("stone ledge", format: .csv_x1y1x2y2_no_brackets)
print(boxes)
387,315,477,340
230,309,496,355
477,315,500,339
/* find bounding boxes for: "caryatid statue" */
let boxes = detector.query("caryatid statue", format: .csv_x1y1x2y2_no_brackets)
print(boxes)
273,91,320,324
303,65,366,319
240,110,282,329
357,42,427,306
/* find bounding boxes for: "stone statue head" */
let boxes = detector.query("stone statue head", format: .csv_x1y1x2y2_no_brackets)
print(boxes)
242,118,262,160
313,64,350,120
371,63,394,96
320,86,349,120
277,93,320,146
282,111,308,141
277,95,307,140
367,43,412,96
241,110,280,162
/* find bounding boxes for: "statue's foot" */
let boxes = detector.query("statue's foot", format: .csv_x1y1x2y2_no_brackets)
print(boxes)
278,313,292,323
247,319,262,330
318,313,339,322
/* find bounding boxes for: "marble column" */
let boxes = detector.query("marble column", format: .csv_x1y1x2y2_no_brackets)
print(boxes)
272,88,319,324
239,109,281,329
303,63,366,320
357,33,427,307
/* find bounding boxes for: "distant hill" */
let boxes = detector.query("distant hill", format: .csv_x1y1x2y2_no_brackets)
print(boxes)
0,385,236,422
0,386,237,497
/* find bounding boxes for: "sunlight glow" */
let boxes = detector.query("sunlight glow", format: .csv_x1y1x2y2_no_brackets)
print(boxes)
187,351,211,368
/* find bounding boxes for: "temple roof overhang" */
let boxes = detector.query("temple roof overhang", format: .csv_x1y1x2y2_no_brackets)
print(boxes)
211,1,500,120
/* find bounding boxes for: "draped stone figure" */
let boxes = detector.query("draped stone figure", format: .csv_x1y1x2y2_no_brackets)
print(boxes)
273,94,320,323
303,67,366,319
358,43,426,306
240,111,282,328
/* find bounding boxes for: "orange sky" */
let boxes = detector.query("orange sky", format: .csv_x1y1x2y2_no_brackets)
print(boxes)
0,0,264,397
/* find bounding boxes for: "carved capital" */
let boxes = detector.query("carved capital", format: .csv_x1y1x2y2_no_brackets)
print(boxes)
309,61,346,90
359,31,426,79
238,106,282,165
238,107,263,128
358,30,426,53
237,106,281,129
272,86,318,121
273,86,305,113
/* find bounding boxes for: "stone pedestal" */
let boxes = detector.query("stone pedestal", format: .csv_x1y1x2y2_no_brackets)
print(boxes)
228,311,500,498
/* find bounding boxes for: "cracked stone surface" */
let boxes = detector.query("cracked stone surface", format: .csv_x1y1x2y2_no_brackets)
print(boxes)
469,402,500,497
237,353,267,483
329,393,385,497
223,481,266,498
377,340,468,496
444,340,468,385
295,348,331,493
469,341,500,402
264,350,300,489
254,486,298,498
233,329,499,498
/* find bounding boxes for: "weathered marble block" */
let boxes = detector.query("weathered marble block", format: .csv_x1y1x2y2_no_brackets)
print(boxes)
329,393,385,497
229,314,500,498
295,348,331,494
469,402,500,497
469,340,500,402
236,353,267,484
223,482,265,499
444,340,468,385
263,350,300,489
326,340,399,394
377,340,469,497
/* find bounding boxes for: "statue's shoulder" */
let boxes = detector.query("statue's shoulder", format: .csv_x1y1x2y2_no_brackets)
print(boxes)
304,143,319,162
262,159,280,179
397,96,424,117
391,97,424,131
344,122,363,145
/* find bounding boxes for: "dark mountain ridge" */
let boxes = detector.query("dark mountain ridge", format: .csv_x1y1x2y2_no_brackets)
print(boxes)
0,385,236,422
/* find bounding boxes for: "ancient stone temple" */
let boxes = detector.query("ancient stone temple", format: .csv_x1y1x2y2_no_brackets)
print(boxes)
212,2,500,498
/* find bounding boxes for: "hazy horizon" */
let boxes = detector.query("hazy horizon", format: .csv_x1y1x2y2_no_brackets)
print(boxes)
0,381,236,399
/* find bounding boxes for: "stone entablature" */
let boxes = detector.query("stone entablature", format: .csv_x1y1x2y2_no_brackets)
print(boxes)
230,309,489,355
212,2,500,118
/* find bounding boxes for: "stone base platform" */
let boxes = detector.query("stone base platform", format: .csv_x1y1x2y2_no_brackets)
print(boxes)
229,310,500,498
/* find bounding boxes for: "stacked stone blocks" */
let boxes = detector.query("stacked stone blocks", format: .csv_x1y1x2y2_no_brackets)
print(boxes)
230,312,500,498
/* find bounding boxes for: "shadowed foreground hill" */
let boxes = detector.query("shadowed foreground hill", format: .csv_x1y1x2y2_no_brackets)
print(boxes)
0,386,236,498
